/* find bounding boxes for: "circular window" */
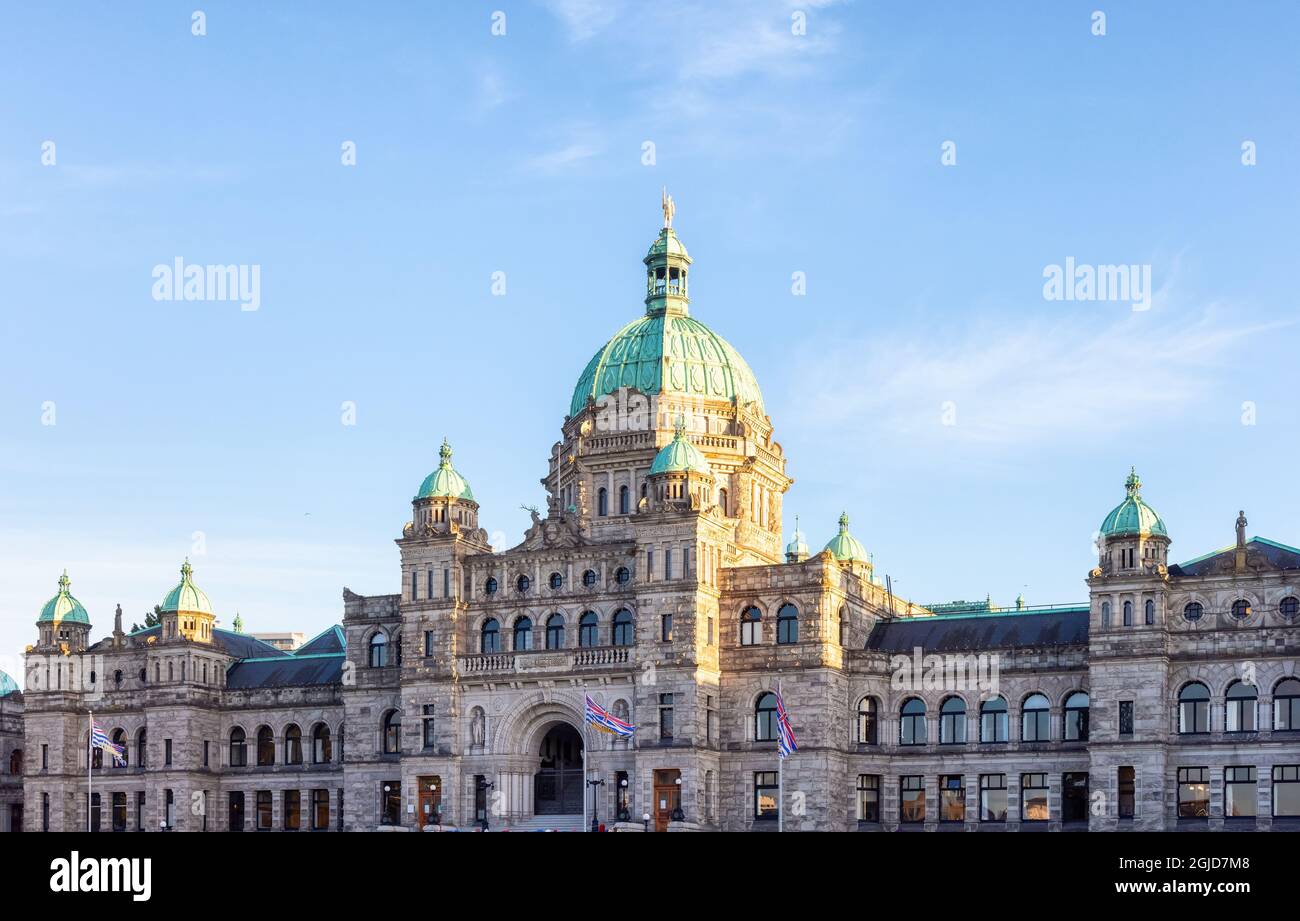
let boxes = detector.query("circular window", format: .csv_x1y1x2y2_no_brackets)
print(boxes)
549,572,563,590
582,569,598,587
615,567,631,585
1231,599,1252,619
1279,596,1299,619
1183,602,1203,622
484,577,498,596
517,575,531,594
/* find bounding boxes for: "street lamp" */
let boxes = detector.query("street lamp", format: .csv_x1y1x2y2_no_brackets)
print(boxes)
428,780,441,826
671,776,685,822
587,777,606,832
617,777,630,822
642,811,651,833
477,778,494,831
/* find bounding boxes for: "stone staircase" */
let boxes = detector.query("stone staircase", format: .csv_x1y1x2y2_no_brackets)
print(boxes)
500,814,587,832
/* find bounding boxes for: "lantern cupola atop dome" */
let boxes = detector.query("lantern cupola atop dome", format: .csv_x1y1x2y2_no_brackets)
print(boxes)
644,188,691,318
409,439,481,536
1096,467,1170,574
35,570,93,651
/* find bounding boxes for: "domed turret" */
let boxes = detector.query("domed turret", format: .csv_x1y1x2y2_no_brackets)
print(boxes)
159,560,216,643
0,669,18,697
35,571,92,650
785,516,810,563
647,417,714,511
1097,468,1170,574
410,439,481,536
650,417,712,476
824,512,870,564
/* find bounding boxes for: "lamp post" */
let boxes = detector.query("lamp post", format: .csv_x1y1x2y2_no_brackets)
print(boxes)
428,779,440,827
587,777,606,832
671,776,685,822
617,777,630,822
477,778,494,831
642,811,651,833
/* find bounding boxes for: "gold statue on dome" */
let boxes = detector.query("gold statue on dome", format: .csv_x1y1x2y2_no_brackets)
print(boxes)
661,187,675,228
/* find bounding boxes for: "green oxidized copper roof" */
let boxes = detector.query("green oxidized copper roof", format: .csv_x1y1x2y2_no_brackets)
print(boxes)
415,440,475,501
649,417,712,475
1100,468,1167,538
785,516,810,557
646,227,690,259
824,512,869,563
160,559,214,615
0,669,18,696
38,571,90,624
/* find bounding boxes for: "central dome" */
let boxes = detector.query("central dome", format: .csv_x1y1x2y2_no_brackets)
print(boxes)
570,313,765,417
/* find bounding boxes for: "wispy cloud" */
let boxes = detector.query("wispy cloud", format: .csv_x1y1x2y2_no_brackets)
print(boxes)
538,0,624,42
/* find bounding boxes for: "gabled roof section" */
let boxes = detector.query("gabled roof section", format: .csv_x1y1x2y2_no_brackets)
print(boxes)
1169,536,1300,577
225,654,344,689
295,625,345,656
866,608,1089,654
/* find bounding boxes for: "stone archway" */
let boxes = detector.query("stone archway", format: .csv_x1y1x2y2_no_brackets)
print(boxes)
533,722,584,815
490,694,588,820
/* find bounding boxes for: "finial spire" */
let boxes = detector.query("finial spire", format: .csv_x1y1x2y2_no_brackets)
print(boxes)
439,438,453,467
838,511,850,532
180,558,193,579
58,570,70,592
1124,467,1141,497
673,413,687,438
661,187,675,228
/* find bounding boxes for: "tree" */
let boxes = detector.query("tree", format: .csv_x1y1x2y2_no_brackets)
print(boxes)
130,605,162,633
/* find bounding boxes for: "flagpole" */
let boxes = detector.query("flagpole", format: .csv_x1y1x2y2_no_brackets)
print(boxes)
87,708,92,832
776,686,783,834
582,722,589,832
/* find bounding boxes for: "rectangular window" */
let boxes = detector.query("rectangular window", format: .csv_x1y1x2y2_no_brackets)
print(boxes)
980,774,1007,822
659,693,674,741
424,631,434,657
164,739,172,766
164,789,175,829
338,789,345,831
423,704,436,749
312,788,330,830
939,775,965,823
42,744,48,770
1062,772,1089,823
203,740,210,767
900,776,925,824
229,791,245,831
1118,766,1136,819
411,571,417,601
754,771,779,819
1274,765,1300,817
856,774,880,823
284,790,301,830
43,793,50,832
1224,766,1257,818
646,550,654,582
665,549,673,579
1119,700,1134,736
661,614,673,642
1177,767,1209,819
256,790,272,830
427,569,433,599
706,696,716,745
1021,773,1048,822
444,568,450,598
112,792,127,832
707,617,715,645
136,791,145,831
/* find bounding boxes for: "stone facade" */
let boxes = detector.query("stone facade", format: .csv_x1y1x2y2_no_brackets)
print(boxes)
10,213,1300,832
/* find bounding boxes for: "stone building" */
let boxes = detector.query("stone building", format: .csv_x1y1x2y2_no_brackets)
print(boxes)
14,204,1300,832
0,670,22,831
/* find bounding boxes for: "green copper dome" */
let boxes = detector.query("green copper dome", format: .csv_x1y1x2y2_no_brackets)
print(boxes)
1100,468,1167,538
160,560,214,615
0,670,18,696
38,571,90,625
649,417,712,476
569,221,764,418
415,440,475,501
823,512,869,563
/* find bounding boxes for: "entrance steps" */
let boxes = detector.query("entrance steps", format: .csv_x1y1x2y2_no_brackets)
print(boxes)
502,814,588,832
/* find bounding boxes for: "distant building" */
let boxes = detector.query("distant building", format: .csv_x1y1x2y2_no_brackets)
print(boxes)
251,633,306,652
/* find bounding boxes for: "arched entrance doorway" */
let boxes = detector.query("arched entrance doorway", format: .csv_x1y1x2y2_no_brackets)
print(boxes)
534,723,584,815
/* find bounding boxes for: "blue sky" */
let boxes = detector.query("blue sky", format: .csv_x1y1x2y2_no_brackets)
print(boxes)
2,1,1298,679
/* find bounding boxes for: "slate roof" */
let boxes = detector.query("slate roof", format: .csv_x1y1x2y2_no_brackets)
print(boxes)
225,653,345,689
295,625,345,656
1169,537,1300,577
866,608,1090,653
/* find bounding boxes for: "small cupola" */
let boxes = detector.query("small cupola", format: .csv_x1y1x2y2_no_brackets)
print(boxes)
159,559,216,643
644,189,691,317
648,416,713,510
823,513,873,579
1097,468,1170,573
36,570,91,651
410,439,480,535
785,516,810,563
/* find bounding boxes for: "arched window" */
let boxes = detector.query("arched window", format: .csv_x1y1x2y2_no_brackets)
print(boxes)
382,710,401,754
549,571,563,590
1122,600,1133,626
718,487,728,515
136,728,147,768
939,696,966,744
1022,693,1050,741
484,577,498,596
1144,600,1154,625
110,730,127,768
481,618,500,654
1101,601,1111,627
857,696,878,744
1183,602,1204,622
582,569,597,587
1064,691,1089,740
312,723,332,763
229,727,248,767
1178,682,1210,734
740,606,762,646
755,692,778,741
8,749,21,774
513,616,533,652
1225,681,1258,733
1231,599,1252,620
368,632,388,668
256,726,275,766
1274,678,1300,731
980,696,1008,743
776,603,798,644
615,567,631,585
284,724,303,764
545,613,565,650
900,698,926,746
579,612,598,647
516,574,531,594
612,609,634,646
597,487,608,516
